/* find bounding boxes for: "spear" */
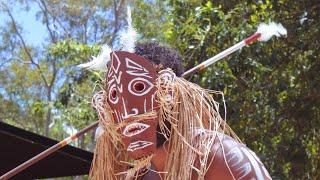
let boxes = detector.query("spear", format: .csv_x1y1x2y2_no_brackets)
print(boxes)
0,122,99,180
182,22,287,77
0,22,286,180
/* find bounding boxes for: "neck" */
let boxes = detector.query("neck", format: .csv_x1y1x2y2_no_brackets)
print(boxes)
151,142,169,173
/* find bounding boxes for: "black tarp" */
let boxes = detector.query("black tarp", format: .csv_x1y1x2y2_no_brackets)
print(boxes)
0,122,93,179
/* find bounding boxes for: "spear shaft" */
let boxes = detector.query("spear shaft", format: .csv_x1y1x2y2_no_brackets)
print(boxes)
182,33,261,77
0,121,99,180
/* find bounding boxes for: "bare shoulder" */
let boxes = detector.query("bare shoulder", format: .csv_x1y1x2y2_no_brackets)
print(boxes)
203,132,272,180
141,131,272,180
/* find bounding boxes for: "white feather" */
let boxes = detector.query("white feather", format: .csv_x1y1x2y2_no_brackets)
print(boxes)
78,44,112,71
119,6,137,53
257,22,287,42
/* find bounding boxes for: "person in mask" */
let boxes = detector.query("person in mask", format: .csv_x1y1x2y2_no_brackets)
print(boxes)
87,42,271,180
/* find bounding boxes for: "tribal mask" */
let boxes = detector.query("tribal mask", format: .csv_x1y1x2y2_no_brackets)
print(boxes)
106,51,159,159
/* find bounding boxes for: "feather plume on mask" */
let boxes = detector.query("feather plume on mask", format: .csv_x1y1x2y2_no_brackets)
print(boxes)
78,6,137,71
119,6,137,53
77,44,112,71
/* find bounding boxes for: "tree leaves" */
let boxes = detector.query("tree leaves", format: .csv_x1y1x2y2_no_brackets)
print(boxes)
165,0,319,178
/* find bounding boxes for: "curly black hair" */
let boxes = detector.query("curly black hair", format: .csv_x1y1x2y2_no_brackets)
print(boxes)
135,42,184,76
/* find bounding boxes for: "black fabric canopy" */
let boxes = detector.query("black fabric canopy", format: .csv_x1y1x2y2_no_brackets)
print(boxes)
0,122,93,179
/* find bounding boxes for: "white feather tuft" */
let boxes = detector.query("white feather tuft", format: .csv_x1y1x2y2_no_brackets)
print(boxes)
119,6,137,53
77,44,112,71
257,22,287,41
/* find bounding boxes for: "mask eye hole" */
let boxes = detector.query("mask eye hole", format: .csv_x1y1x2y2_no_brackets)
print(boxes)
133,82,145,92
111,89,117,99
128,78,154,96
108,85,119,104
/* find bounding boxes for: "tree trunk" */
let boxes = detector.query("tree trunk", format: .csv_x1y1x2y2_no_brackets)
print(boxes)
45,89,52,136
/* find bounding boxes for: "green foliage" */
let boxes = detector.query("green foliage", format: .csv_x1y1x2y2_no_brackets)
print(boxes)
164,0,320,179
48,39,101,148
0,0,117,141
133,1,171,42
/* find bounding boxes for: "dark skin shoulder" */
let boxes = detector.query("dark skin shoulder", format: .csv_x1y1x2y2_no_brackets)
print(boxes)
202,133,271,180
141,133,271,180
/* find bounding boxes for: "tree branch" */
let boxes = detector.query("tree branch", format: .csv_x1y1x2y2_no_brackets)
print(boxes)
38,0,56,43
108,0,125,45
43,1,70,39
3,5,50,89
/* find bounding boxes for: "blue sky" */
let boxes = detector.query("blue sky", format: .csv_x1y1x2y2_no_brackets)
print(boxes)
0,4,47,46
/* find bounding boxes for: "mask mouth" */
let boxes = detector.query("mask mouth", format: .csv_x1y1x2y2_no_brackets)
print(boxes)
127,141,153,152
123,122,150,137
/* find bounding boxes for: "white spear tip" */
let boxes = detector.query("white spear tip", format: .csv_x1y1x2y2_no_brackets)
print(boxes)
256,22,287,42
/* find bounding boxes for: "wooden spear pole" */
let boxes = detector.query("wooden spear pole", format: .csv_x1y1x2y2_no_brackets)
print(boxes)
0,121,99,180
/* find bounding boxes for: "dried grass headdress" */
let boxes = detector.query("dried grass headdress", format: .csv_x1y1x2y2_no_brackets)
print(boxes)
89,69,241,180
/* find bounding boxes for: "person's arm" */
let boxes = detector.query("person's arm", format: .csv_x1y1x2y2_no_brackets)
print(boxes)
205,134,272,180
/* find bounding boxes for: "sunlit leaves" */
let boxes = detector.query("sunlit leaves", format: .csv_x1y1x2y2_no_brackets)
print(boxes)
166,0,319,179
